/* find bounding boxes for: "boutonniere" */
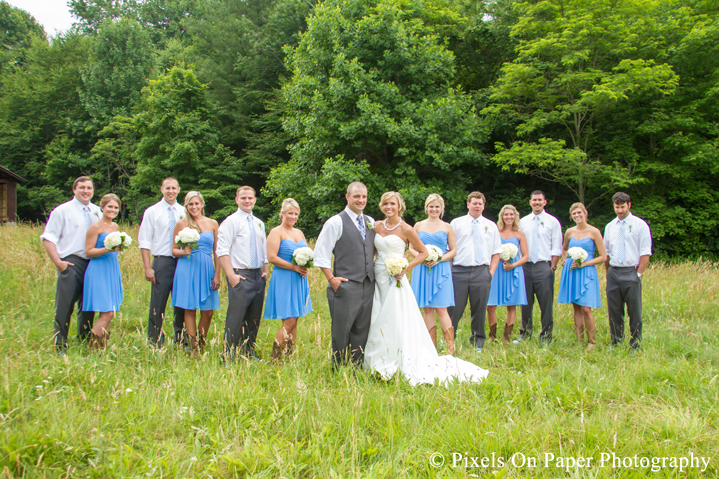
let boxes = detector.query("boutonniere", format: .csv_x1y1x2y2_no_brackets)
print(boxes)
484,226,488,233
628,224,633,233
541,221,545,227
255,219,263,230
93,211,101,218
178,210,186,220
366,221,374,230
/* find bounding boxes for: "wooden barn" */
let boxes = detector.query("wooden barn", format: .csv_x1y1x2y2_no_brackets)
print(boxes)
0,165,27,223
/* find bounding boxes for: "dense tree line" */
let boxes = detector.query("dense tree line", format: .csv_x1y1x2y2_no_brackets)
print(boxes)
1,0,717,257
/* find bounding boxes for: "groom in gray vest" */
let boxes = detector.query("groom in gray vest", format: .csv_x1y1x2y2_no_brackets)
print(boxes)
315,182,376,366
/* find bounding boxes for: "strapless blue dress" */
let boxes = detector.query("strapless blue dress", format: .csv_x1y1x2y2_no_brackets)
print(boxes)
83,232,124,313
263,239,313,319
488,236,527,307
410,231,454,308
172,231,220,311
558,237,601,308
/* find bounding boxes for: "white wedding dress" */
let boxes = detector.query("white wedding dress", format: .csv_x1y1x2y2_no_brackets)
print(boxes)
364,234,489,386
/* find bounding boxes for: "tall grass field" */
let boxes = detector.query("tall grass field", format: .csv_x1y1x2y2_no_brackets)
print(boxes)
1,224,718,478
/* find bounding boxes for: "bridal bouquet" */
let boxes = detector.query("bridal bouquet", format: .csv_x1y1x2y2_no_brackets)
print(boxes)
385,256,409,288
175,227,201,251
423,245,443,273
104,231,132,251
292,246,314,268
567,246,589,267
499,243,519,262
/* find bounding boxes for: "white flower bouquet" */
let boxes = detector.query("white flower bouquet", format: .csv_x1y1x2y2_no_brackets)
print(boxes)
385,256,409,288
292,246,314,268
104,231,132,251
499,243,519,262
175,227,201,251
423,245,443,273
567,247,589,267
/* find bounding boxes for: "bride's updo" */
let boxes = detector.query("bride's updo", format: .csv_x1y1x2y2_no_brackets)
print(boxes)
379,191,406,217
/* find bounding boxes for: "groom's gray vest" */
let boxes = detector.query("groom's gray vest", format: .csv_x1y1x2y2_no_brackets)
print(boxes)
333,211,375,282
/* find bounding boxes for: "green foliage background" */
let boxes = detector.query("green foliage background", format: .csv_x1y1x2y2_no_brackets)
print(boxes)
1,0,718,257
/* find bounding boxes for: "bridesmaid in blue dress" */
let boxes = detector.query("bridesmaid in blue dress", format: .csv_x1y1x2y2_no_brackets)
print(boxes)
264,198,313,361
558,202,607,351
83,194,124,349
487,205,529,344
171,191,220,358
409,194,458,355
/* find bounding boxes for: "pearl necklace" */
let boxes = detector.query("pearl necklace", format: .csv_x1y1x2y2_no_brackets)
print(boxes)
384,218,402,231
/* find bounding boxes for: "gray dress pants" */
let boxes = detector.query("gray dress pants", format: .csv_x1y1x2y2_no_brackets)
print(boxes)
224,268,266,358
448,265,491,348
53,255,95,349
606,266,643,348
147,256,185,347
327,277,374,366
519,261,554,342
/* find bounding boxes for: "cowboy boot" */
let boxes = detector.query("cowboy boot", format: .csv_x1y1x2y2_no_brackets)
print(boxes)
428,327,437,350
487,324,497,343
188,335,201,359
285,340,295,358
88,330,101,351
443,327,456,356
100,330,110,350
503,323,514,345
198,333,207,351
271,340,284,363
585,315,597,351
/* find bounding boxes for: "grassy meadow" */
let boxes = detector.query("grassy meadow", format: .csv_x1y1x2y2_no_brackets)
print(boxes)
1,224,718,478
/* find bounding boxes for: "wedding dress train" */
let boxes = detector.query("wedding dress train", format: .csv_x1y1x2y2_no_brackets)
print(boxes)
364,234,489,386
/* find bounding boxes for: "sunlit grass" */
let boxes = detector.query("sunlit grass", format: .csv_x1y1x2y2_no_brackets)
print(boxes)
1,224,717,477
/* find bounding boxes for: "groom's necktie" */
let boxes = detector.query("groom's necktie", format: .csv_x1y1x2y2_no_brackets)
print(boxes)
617,219,626,263
472,218,484,264
83,206,92,229
168,205,176,250
357,214,366,240
531,215,540,263
247,215,258,268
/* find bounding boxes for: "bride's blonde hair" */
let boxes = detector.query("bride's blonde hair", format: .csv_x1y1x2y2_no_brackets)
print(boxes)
379,191,406,217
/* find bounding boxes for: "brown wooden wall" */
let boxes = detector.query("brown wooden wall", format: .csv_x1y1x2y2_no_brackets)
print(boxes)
0,179,17,222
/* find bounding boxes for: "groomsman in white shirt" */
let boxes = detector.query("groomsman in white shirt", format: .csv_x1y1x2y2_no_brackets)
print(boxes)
448,191,501,352
40,176,101,352
604,192,652,350
217,186,269,361
515,190,563,345
138,177,186,347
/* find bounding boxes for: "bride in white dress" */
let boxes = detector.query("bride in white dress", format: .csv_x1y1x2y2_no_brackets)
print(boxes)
364,192,489,386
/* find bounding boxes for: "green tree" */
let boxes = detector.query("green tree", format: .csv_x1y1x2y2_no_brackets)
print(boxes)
267,0,487,235
79,18,154,127
131,65,241,217
485,0,678,206
0,1,46,69
182,0,316,219
0,33,92,219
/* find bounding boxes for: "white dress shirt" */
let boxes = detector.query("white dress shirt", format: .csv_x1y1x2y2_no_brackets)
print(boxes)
40,197,102,259
216,209,268,269
137,199,186,257
314,206,375,269
604,213,652,267
519,210,563,263
450,214,502,267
